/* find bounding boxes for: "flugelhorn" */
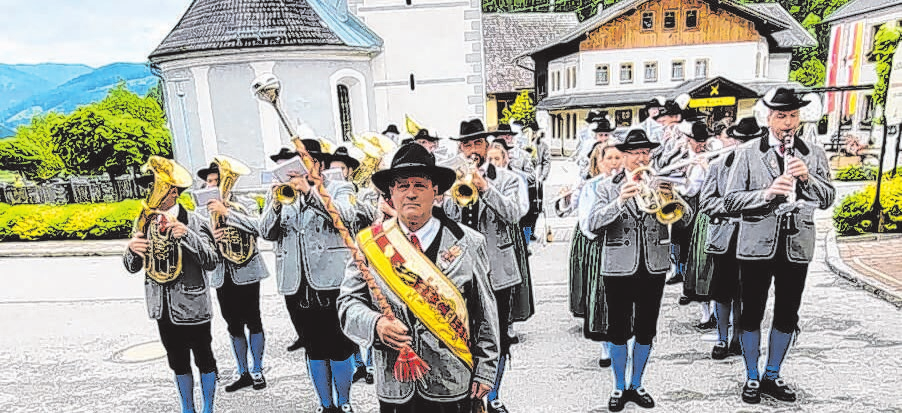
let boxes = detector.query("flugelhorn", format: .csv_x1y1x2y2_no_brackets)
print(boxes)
211,155,256,264
449,155,480,208
626,166,688,225
134,156,192,284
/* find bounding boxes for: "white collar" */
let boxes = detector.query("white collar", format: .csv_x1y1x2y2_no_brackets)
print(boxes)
398,216,441,250
166,204,180,217
768,131,794,148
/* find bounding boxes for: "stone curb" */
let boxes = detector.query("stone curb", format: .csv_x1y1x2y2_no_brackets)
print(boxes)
823,230,902,309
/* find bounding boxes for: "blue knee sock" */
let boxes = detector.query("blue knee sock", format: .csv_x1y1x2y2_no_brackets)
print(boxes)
248,332,265,374
199,371,216,413
764,328,794,380
174,374,195,413
523,227,532,244
307,359,334,408
730,301,741,343
353,349,364,369
630,343,652,389
487,355,507,402
739,330,761,380
330,356,355,406
610,344,629,391
714,301,731,343
229,335,249,375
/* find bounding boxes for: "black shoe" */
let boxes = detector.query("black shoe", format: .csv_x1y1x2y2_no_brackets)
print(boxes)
352,366,367,383
251,372,266,390
626,386,655,408
608,390,626,412
728,340,742,356
761,377,797,402
695,319,717,330
598,357,612,368
488,399,509,413
665,273,684,285
742,379,761,404
286,338,304,352
712,342,729,360
225,372,254,392
678,296,691,305
338,404,355,413
364,371,374,385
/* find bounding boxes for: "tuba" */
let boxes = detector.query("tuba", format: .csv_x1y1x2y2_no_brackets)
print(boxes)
211,155,256,264
349,132,397,189
449,156,480,208
134,156,193,284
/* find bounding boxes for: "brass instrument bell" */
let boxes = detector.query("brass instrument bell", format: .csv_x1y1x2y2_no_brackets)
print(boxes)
211,155,256,264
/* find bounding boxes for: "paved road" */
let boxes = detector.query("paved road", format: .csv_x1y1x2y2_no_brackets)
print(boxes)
1,164,899,412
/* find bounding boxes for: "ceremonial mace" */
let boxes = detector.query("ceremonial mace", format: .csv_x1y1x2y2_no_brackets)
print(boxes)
252,74,430,382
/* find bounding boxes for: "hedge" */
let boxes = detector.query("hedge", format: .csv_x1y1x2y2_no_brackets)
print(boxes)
834,165,902,181
0,200,142,241
833,176,902,236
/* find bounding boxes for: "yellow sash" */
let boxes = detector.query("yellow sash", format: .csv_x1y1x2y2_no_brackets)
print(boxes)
357,219,473,369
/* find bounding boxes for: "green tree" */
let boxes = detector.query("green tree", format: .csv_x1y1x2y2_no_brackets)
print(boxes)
500,90,537,125
146,79,165,114
52,84,173,177
0,113,67,181
790,57,826,87
872,23,902,125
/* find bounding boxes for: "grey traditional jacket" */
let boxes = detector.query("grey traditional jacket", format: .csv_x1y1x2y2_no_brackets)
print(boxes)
700,154,739,254
534,141,551,183
260,179,359,295
444,165,525,290
723,136,835,263
507,148,536,185
581,170,693,276
198,197,270,289
338,217,499,404
123,206,220,325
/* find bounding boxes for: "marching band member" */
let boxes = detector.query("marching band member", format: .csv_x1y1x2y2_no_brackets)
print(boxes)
574,116,616,179
577,141,622,368
338,143,500,413
261,140,360,413
196,162,270,392
446,119,525,413
581,129,692,412
413,128,442,154
639,97,667,143
700,117,765,360
124,158,219,413
383,124,402,146
571,111,605,169
723,88,834,404
520,122,547,243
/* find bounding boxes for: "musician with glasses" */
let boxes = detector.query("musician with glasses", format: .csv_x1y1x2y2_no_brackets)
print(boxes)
261,140,361,413
581,129,692,412
196,160,271,393
723,88,834,404
124,158,220,413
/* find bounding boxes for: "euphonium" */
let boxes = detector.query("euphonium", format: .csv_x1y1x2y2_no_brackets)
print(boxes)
134,156,192,284
450,156,480,208
212,155,256,264
349,132,397,188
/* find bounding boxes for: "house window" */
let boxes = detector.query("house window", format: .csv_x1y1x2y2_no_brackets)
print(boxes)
642,12,654,30
868,25,882,62
564,70,570,90
615,109,633,127
685,10,698,29
620,63,633,83
406,0,411,5
644,62,658,82
556,71,561,91
664,11,676,29
596,65,610,85
337,85,353,141
695,59,709,78
537,73,547,96
672,61,684,81
570,67,577,88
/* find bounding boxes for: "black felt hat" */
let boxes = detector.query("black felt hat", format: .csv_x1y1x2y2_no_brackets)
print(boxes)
382,124,400,135
615,129,660,151
762,87,810,111
269,147,299,163
371,143,456,194
654,100,682,119
682,121,714,142
492,123,514,136
726,117,768,141
196,162,219,180
585,110,605,123
645,97,667,110
330,146,360,170
452,119,493,142
592,118,616,133
413,128,441,142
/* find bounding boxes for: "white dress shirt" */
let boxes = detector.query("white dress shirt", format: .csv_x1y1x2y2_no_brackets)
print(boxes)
398,216,441,250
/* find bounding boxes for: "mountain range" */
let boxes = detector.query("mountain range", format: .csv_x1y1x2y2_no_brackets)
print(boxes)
0,63,157,137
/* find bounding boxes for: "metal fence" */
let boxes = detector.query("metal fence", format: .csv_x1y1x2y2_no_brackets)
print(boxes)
0,174,149,205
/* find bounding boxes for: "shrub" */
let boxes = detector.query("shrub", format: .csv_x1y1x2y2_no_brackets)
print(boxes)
0,200,142,241
835,165,877,181
833,176,902,236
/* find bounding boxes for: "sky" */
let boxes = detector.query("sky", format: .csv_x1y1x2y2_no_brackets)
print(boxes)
0,0,191,67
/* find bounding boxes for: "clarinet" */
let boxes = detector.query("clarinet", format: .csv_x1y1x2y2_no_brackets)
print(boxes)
780,130,799,235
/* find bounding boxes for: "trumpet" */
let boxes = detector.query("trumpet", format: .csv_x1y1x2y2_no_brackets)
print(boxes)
273,184,297,204
449,156,480,208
